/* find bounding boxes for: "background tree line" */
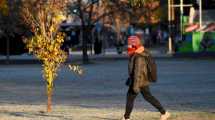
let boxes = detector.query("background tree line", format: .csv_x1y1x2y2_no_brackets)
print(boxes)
0,0,162,63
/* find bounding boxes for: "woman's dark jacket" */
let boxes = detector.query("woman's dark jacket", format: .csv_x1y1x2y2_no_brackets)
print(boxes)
128,50,156,93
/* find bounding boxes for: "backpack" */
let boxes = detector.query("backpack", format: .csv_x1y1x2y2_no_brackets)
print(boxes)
144,52,157,82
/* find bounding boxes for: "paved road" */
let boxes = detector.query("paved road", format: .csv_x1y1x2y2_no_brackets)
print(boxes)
0,58,215,113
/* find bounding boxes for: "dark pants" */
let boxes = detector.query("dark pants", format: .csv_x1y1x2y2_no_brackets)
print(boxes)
124,86,166,119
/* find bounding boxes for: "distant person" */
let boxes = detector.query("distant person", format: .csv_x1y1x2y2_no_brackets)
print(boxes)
116,31,126,54
120,35,170,120
127,24,135,36
144,27,151,47
157,29,163,44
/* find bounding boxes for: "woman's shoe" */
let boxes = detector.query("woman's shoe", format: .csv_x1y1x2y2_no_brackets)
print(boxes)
120,116,130,120
160,111,171,120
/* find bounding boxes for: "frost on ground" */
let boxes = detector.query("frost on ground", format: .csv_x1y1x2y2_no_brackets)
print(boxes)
0,105,215,120
0,59,215,120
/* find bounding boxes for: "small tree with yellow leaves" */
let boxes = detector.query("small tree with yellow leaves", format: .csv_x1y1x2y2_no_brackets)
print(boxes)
22,0,69,112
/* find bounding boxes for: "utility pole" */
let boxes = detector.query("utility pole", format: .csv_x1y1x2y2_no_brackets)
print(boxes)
168,0,173,54
180,0,184,42
199,0,202,29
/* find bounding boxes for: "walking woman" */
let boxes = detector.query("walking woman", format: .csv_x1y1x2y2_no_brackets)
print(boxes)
121,34,170,120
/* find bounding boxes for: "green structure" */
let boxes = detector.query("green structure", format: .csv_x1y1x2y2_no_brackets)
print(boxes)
177,31,215,53
177,14,215,53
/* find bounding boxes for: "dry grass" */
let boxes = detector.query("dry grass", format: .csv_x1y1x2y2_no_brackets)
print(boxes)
0,104,215,120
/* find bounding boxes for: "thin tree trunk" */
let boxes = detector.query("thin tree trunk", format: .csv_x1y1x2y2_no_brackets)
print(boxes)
47,92,52,112
6,37,10,64
82,31,89,63
47,84,53,112
77,0,89,64
82,26,89,64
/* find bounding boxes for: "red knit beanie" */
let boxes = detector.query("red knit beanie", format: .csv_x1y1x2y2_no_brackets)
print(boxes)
127,35,142,56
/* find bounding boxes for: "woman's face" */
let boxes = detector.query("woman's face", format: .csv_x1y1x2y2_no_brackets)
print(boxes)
127,45,136,56
127,36,141,56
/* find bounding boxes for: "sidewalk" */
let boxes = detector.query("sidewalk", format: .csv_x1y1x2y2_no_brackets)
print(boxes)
0,47,171,64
